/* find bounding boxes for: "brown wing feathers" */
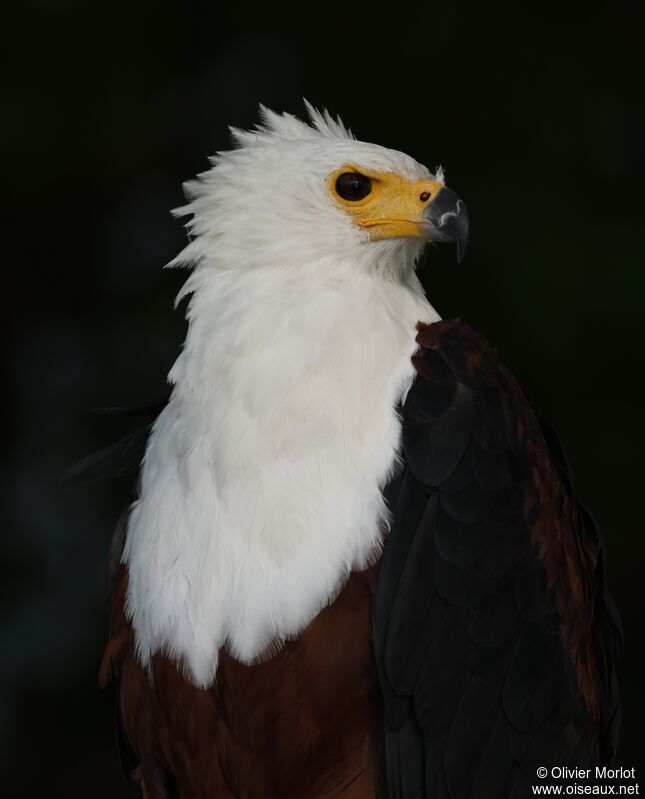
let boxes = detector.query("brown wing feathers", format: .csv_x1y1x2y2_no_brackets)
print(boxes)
417,321,605,730
374,320,621,798
420,321,609,736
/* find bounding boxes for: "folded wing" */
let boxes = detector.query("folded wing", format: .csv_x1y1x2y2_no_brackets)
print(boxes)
374,320,621,798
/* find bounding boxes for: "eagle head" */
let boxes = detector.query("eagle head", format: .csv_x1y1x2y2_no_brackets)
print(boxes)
170,102,469,284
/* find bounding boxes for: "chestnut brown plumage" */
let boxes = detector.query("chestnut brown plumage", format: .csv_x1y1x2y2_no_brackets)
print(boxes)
101,564,385,798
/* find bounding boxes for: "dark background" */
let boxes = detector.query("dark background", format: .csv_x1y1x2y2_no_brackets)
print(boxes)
4,0,644,794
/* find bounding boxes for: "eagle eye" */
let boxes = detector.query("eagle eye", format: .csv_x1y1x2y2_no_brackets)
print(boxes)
335,172,372,202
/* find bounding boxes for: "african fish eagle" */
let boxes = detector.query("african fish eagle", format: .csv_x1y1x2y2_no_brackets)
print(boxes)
75,104,622,798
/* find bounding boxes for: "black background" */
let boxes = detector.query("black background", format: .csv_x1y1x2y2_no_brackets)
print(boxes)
4,1,644,794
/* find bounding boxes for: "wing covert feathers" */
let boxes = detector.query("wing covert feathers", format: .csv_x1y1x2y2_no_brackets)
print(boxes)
375,320,621,798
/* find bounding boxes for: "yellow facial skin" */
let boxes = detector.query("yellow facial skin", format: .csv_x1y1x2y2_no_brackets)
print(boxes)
327,166,445,241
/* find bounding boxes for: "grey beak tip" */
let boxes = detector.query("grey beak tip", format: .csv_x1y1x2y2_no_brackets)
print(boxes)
425,187,470,263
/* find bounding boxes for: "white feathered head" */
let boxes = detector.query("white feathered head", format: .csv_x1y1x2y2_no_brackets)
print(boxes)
170,103,468,284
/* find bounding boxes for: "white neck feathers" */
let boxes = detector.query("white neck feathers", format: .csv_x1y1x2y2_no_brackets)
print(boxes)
122,257,437,686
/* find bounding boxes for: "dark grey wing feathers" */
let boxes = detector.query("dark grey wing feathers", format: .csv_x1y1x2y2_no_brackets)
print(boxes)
375,321,621,799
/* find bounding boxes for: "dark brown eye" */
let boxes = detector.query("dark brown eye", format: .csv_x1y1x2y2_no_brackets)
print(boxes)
335,172,372,201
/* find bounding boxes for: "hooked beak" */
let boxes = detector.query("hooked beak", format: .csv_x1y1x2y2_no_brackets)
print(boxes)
423,187,470,263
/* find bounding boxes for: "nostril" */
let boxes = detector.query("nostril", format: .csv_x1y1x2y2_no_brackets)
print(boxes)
420,191,431,202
